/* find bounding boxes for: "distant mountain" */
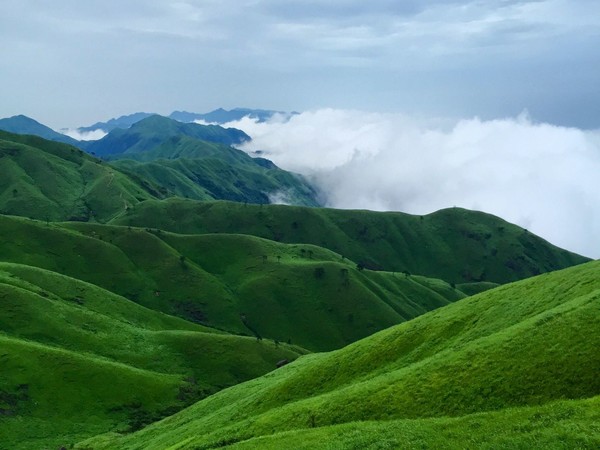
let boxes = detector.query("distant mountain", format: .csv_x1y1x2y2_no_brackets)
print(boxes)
85,115,250,157
0,114,82,148
169,107,296,124
77,112,155,133
77,108,296,134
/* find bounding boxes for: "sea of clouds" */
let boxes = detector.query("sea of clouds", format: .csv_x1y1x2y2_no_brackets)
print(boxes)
218,109,600,258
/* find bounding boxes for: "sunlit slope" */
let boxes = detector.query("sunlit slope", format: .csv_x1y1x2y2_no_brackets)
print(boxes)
113,198,589,283
0,131,153,221
0,215,461,351
0,263,303,450
78,260,600,449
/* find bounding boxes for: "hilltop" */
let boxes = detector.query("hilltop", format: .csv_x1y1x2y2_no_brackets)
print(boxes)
77,260,600,449
114,198,589,284
0,114,82,148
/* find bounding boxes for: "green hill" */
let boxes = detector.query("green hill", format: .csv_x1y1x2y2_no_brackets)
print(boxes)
110,134,319,206
0,262,304,450
0,130,154,222
0,129,319,218
0,114,83,148
0,214,462,351
113,198,589,284
86,115,250,157
77,260,600,449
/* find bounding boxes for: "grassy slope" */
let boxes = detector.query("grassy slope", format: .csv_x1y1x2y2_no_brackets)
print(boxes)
112,144,319,206
77,260,600,449
0,214,461,351
0,263,303,450
0,131,154,222
113,198,589,284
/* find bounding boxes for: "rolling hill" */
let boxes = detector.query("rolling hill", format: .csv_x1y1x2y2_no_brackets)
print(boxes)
76,259,600,449
0,214,463,351
0,130,154,222
0,262,304,450
0,130,319,220
113,198,589,284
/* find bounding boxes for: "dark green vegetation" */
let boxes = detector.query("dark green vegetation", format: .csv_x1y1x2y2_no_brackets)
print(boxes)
0,114,82,147
114,198,589,284
76,260,600,449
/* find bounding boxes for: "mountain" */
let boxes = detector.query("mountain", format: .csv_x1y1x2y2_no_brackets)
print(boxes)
85,115,250,157
0,130,154,222
77,112,155,133
77,108,293,135
108,132,319,206
0,114,82,147
76,260,600,450
113,198,590,284
169,107,296,124
0,130,319,217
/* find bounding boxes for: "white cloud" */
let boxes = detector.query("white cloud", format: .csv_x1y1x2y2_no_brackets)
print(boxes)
230,109,600,258
60,128,107,141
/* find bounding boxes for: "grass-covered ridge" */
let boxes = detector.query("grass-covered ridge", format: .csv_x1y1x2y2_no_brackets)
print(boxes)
0,262,304,450
77,260,600,449
0,214,461,351
114,198,589,284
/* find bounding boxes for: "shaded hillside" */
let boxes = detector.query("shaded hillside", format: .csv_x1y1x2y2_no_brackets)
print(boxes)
0,263,303,450
77,260,600,449
113,198,590,284
0,214,463,351
0,130,153,222
0,114,82,147
0,131,319,219
86,115,250,157
110,135,319,206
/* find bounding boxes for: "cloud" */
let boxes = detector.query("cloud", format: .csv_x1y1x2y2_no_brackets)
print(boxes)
229,109,600,258
60,128,107,141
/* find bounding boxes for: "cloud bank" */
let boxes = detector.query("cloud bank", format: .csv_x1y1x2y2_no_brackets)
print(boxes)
61,128,108,141
227,109,600,258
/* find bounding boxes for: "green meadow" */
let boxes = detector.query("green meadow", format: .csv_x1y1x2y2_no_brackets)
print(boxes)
0,130,596,449
77,260,600,449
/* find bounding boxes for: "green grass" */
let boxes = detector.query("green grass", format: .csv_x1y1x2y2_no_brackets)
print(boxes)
0,263,305,450
76,260,600,449
0,214,462,351
113,198,590,283
0,131,154,222
227,397,600,449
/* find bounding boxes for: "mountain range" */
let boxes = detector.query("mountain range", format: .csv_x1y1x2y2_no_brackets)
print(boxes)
0,111,597,449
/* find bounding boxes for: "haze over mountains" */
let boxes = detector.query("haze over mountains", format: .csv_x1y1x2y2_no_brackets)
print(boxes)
0,106,597,449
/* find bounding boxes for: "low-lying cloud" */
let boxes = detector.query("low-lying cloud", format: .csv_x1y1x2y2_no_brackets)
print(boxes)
226,109,600,258
61,128,108,141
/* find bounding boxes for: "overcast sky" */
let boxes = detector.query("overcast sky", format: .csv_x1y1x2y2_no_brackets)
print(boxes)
1,0,599,129
2,1,599,257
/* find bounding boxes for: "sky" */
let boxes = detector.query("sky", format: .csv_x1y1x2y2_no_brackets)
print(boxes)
1,0,599,129
1,0,599,257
